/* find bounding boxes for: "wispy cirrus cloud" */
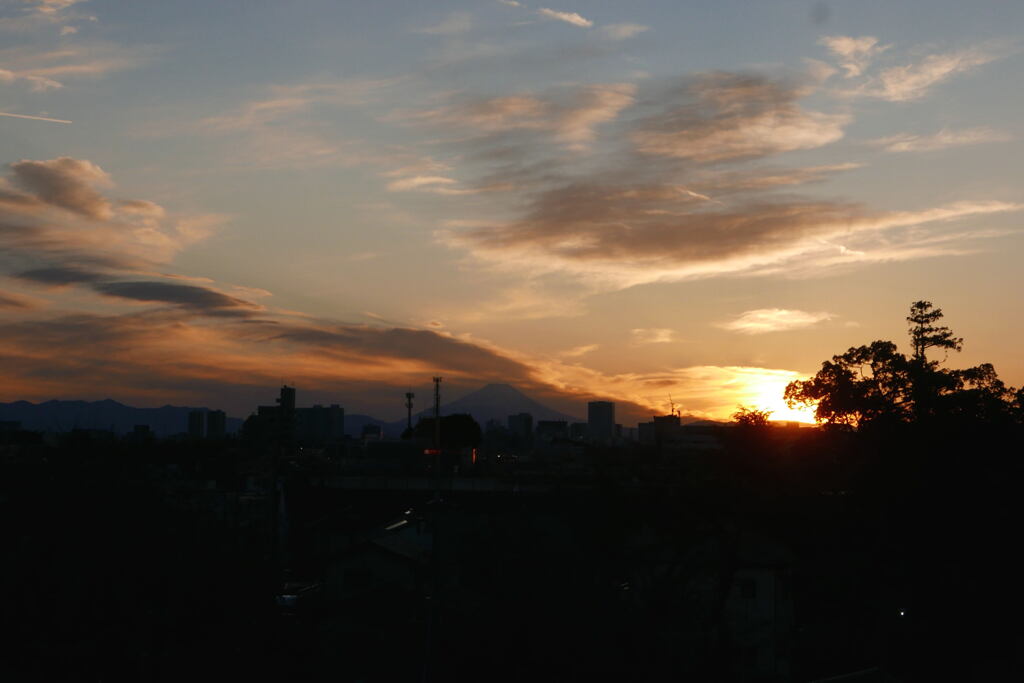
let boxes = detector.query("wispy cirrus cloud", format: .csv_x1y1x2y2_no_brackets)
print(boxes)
500,3,646,40
560,343,599,358
818,35,888,77
0,65,60,90
0,110,71,123
443,186,1020,289
869,127,1010,152
185,77,404,169
21,0,86,15
386,175,459,192
401,82,636,151
0,43,148,90
407,66,1019,292
201,79,399,131
718,308,833,334
385,174,511,196
1,0,87,30
852,46,999,101
692,163,863,194
414,11,473,36
600,23,649,40
631,328,674,344
537,8,593,28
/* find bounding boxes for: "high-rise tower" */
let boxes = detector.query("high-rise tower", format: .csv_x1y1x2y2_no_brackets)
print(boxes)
587,401,615,443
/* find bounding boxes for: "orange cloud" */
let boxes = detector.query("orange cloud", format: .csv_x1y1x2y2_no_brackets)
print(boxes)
718,308,833,334
0,287,44,310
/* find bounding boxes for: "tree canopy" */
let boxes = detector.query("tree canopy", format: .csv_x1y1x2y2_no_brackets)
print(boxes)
732,406,773,428
785,301,1021,428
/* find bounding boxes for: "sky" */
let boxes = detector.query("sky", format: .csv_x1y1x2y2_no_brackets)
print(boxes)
1,0,1023,425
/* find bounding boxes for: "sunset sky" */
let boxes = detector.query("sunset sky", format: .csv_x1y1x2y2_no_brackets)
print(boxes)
2,0,1023,425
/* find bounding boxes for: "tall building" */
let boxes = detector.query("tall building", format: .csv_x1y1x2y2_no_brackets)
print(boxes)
277,385,296,413
507,412,533,439
587,401,615,442
243,385,299,444
187,410,205,439
206,409,227,439
569,422,588,441
639,414,682,448
276,385,296,443
243,386,346,447
295,404,345,445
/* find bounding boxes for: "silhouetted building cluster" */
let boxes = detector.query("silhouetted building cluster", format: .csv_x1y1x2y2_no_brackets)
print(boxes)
507,412,532,439
535,419,568,441
242,385,345,447
187,408,228,439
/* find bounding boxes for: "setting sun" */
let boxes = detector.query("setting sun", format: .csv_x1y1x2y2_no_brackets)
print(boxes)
743,376,819,424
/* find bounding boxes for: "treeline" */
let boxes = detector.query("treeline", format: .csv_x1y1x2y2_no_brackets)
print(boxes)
785,301,1023,427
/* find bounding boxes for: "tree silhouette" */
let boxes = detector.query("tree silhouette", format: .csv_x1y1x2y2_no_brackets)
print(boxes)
907,300,962,363
784,340,913,427
732,406,772,428
786,301,1018,428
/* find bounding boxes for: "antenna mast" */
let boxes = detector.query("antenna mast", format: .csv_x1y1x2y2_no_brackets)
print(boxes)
404,391,415,432
432,377,442,501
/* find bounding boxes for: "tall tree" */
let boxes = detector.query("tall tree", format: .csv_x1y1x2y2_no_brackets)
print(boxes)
786,301,1017,428
907,300,962,363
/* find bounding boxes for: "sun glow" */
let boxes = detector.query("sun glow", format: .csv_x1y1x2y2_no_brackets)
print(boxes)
746,379,818,424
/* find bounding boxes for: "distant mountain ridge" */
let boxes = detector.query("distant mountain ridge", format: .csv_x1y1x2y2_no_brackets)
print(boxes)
3,385,671,439
0,399,243,437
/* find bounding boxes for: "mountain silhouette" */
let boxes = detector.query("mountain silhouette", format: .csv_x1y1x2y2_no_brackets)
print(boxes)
0,399,242,437
343,413,389,438
383,383,581,435
2,385,583,439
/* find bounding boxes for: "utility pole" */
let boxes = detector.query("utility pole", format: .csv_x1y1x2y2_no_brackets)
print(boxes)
423,377,443,683
432,377,442,500
405,391,415,433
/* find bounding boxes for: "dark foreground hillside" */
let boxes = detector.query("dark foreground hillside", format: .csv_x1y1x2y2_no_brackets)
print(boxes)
2,420,1022,682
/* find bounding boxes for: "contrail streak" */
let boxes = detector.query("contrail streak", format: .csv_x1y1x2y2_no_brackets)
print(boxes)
0,112,72,124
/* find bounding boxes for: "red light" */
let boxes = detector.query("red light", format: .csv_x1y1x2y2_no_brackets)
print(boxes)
424,448,441,455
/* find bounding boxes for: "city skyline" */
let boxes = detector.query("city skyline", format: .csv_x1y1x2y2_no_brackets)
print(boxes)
2,1,1023,424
